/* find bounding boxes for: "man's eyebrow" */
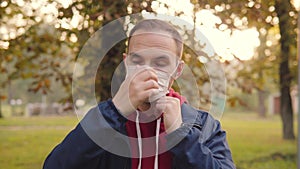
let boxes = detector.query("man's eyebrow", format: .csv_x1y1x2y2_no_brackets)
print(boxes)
129,52,141,58
155,55,171,60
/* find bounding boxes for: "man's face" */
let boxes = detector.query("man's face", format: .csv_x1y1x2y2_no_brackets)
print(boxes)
124,31,182,114
126,32,179,76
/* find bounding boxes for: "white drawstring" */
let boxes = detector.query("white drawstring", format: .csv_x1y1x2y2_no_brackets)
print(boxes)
135,111,161,169
136,112,142,169
154,118,161,169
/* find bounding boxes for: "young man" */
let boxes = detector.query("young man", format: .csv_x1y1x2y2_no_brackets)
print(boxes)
43,19,235,169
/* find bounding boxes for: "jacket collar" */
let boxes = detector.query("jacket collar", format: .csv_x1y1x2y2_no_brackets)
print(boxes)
181,103,206,128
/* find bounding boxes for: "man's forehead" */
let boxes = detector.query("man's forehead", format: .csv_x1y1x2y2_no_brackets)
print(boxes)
129,31,178,55
129,48,176,58
131,30,174,38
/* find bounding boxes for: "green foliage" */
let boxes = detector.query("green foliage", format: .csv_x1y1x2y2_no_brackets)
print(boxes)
199,0,297,139
0,0,75,104
0,0,189,106
197,0,297,92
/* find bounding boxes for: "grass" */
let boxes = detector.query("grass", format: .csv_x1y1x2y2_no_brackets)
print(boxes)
0,116,78,169
0,112,297,169
221,112,297,169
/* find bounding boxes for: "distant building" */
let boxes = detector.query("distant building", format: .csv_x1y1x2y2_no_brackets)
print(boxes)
268,86,298,115
25,102,72,116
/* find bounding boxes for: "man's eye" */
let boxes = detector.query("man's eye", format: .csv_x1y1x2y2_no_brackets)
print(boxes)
155,60,169,67
131,60,143,65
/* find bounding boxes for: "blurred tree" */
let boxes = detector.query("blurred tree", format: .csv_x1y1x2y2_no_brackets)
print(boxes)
2,0,295,137
0,0,154,112
275,0,296,140
95,0,128,101
0,0,75,111
152,0,224,112
198,0,297,139
0,0,253,119
56,0,154,102
0,92,3,118
233,26,280,118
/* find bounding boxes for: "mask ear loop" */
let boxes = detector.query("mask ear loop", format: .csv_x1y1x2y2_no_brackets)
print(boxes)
170,59,183,79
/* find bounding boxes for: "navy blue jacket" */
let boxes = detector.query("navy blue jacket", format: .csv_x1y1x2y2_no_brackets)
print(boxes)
43,100,235,169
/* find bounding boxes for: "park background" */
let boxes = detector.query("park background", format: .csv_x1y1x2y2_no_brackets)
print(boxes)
0,0,299,169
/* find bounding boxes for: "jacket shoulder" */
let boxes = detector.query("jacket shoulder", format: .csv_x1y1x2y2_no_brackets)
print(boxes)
181,103,219,142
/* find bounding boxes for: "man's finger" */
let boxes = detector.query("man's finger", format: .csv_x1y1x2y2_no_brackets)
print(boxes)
135,68,158,82
141,79,159,90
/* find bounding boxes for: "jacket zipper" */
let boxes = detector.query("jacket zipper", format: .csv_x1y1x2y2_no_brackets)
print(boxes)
124,158,128,169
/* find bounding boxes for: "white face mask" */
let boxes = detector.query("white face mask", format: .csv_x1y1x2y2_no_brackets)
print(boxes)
125,65,174,102
149,68,170,102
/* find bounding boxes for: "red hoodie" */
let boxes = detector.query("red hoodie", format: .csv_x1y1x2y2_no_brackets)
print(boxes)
125,89,186,169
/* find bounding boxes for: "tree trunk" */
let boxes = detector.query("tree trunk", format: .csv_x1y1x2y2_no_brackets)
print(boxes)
257,89,266,118
95,1,127,101
275,0,295,140
0,96,2,118
95,1,154,101
256,29,267,118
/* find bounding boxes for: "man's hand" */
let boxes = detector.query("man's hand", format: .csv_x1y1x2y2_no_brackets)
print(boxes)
156,96,183,133
112,66,159,117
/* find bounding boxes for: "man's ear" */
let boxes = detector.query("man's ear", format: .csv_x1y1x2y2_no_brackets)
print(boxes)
123,53,128,69
173,60,184,79
123,53,127,59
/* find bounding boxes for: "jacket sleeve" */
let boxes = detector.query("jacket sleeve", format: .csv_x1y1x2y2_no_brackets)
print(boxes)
165,113,236,169
43,99,128,169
